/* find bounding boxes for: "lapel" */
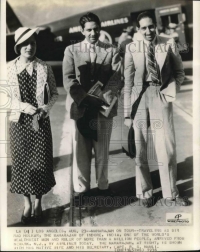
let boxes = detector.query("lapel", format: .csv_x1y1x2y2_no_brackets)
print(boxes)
95,41,108,74
76,41,90,65
78,40,108,76
132,32,145,70
155,36,168,72
133,34,168,74
133,38,145,79
35,58,48,101
8,58,21,101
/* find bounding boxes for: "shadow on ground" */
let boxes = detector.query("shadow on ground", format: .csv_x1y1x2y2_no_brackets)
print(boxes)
7,203,70,227
75,156,193,223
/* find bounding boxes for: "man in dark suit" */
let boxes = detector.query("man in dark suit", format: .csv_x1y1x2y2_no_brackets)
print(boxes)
124,11,187,207
63,12,121,197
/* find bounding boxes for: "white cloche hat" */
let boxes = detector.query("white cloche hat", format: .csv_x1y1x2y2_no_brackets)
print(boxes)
14,27,39,54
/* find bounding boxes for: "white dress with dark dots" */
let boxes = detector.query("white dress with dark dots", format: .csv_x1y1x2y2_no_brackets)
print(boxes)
10,62,56,195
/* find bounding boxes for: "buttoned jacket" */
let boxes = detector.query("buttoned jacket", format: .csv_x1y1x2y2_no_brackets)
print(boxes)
124,34,185,117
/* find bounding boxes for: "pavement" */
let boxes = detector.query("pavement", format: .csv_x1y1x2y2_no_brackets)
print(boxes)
7,77,193,227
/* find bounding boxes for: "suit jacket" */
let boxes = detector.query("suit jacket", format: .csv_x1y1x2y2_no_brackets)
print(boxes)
63,40,121,120
124,34,185,117
7,57,58,122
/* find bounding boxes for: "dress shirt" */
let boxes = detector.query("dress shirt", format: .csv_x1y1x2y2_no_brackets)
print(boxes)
83,39,98,59
83,39,98,79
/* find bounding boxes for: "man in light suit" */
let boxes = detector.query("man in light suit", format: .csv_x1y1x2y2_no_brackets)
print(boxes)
63,12,121,198
124,11,187,207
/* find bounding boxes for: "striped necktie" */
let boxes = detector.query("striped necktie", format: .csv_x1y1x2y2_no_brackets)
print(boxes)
147,43,160,84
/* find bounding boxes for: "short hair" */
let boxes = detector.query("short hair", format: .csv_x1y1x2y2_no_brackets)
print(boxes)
124,26,135,37
136,11,156,28
16,33,37,54
79,12,101,29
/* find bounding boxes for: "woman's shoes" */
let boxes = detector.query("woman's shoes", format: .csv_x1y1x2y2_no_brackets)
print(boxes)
33,205,43,224
21,214,31,225
21,208,32,225
21,208,43,224
21,212,43,224
34,211,43,224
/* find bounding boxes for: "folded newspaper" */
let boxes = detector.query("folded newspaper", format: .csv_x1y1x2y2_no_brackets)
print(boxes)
87,81,117,117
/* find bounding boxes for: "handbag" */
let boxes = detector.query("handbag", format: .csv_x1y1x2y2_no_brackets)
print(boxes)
44,82,51,105
31,82,50,131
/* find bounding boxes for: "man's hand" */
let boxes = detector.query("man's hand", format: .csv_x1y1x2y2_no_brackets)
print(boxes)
83,95,109,108
102,90,114,105
23,104,37,115
124,118,133,129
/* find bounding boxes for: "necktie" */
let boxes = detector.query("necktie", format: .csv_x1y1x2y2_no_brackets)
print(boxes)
89,44,97,80
147,43,160,84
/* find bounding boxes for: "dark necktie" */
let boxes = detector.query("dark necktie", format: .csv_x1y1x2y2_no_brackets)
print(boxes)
90,44,97,81
147,43,160,84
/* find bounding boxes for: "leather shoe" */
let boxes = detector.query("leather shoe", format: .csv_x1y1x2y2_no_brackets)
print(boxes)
33,208,43,224
73,191,88,207
141,197,154,208
166,197,190,206
98,187,115,197
73,190,94,199
174,197,190,206
21,214,31,225
21,208,32,225
34,212,43,224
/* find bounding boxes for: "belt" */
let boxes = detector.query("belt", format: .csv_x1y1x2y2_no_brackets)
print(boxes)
144,81,161,86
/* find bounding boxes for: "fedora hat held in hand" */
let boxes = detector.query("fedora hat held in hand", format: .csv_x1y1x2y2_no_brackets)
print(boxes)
14,27,39,54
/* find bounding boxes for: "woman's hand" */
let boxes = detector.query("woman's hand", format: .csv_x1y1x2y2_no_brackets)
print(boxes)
124,118,133,129
24,104,37,115
37,108,47,120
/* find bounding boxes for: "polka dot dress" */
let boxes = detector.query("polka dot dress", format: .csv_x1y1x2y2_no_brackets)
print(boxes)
10,64,56,195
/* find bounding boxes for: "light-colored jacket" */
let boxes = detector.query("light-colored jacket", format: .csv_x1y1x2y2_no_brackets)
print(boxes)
7,57,58,122
63,40,121,120
124,34,185,117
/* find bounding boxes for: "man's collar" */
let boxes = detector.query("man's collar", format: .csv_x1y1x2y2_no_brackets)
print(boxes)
83,39,99,48
143,35,157,45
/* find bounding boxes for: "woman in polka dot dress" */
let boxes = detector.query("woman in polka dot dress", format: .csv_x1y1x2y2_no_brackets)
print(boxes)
7,27,58,225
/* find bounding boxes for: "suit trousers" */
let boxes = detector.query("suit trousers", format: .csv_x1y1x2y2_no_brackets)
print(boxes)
71,113,113,193
133,85,179,199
